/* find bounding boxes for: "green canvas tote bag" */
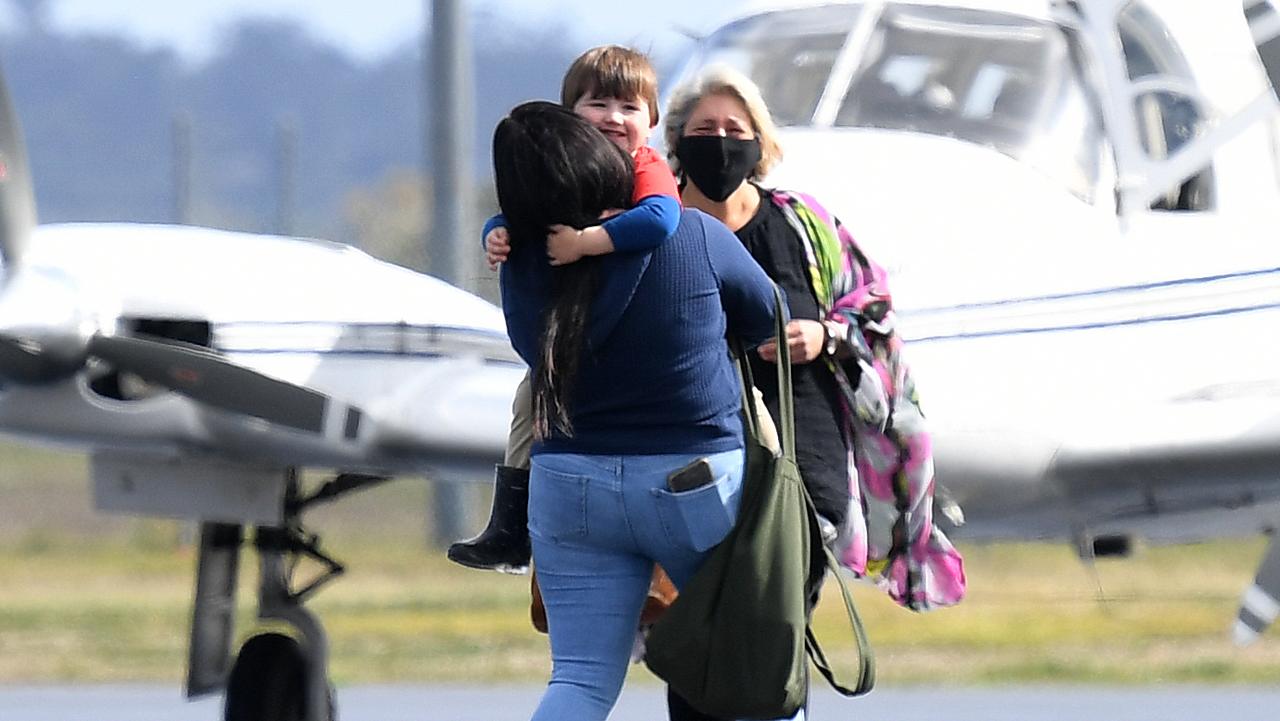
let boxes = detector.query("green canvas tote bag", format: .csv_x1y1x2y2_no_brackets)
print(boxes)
644,287,874,719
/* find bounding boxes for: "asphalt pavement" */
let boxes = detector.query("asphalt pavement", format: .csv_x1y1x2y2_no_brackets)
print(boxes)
2,683,1278,720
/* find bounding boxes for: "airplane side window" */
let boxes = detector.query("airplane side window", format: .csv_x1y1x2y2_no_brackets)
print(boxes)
1117,1,1215,211
1133,90,1201,156
1131,89,1214,210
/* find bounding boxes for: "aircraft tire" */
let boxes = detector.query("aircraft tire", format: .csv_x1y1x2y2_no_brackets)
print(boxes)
224,632,332,721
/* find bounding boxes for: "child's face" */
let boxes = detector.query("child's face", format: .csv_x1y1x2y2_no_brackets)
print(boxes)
572,93,652,156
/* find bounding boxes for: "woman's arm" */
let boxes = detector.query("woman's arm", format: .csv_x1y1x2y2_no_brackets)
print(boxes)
700,216,779,347
782,190,891,360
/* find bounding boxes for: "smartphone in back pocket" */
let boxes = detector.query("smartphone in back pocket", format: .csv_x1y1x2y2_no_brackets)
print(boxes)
667,458,714,493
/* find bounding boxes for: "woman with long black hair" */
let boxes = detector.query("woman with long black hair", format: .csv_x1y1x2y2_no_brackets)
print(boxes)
492,101,779,721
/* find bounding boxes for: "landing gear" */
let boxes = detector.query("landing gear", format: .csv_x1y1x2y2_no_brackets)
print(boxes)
224,633,308,721
186,469,389,721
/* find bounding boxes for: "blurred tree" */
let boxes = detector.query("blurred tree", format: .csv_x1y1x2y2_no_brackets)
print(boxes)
344,169,431,271
343,172,501,304
186,18,382,236
2,29,182,224
0,6,593,248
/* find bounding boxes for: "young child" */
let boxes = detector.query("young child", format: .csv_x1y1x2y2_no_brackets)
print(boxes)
448,45,681,573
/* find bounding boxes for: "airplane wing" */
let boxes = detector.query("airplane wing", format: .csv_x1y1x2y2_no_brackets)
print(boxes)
1050,394,1280,538
1050,391,1280,646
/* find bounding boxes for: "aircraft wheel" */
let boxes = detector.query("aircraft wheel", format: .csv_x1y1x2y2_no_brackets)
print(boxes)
224,632,333,721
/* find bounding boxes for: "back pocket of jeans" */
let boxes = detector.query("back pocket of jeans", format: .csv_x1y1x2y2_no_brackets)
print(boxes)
654,476,736,552
529,466,588,542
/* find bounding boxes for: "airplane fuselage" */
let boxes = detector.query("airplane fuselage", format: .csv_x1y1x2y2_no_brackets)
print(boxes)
0,223,524,479
674,0,1280,546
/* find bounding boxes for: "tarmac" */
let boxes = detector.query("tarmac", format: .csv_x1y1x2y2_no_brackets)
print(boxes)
3,683,1279,720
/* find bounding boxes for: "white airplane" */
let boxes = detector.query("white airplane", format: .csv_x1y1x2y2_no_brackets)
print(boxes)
669,0,1280,644
0,69,524,720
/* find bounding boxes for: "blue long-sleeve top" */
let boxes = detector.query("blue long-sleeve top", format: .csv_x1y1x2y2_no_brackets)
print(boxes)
501,209,780,456
481,194,681,254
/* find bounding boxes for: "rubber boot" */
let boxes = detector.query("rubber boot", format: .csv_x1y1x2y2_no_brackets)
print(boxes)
446,465,531,574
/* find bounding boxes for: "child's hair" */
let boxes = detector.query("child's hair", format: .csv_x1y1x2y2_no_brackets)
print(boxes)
492,101,635,438
560,45,660,127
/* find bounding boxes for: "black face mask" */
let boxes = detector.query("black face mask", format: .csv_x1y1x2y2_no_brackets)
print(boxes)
675,135,762,202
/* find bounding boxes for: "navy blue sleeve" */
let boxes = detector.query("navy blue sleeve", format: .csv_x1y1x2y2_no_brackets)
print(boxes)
700,215,780,347
481,213,507,250
499,257,545,368
599,195,680,253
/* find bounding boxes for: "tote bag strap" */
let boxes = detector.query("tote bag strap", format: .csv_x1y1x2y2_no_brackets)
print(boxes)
770,285,796,461
739,287,874,695
732,284,796,460
806,547,876,696
733,341,763,441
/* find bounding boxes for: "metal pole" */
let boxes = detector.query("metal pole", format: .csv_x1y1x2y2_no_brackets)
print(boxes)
275,117,297,236
426,0,475,546
427,0,474,286
172,112,192,225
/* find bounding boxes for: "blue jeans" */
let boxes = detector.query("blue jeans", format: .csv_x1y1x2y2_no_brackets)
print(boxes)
527,448,745,721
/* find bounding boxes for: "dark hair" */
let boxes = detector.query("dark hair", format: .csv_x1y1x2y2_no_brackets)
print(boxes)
560,45,660,127
492,101,634,438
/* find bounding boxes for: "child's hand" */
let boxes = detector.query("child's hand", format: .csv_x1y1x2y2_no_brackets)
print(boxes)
546,224,588,266
485,227,511,270
546,224,615,266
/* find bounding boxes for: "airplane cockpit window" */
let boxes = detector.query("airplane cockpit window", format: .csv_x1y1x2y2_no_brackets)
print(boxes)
687,4,863,126
835,6,1105,202
1117,1,1214,210
687,4,1105,202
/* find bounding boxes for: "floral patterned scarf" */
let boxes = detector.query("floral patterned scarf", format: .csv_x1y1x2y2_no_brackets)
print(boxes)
769,187,966,611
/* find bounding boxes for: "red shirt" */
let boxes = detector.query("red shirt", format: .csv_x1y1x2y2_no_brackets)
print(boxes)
631,145,680,205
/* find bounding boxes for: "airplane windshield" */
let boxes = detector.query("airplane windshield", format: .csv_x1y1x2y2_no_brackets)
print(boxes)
692,4,864,126
694,4,1105,201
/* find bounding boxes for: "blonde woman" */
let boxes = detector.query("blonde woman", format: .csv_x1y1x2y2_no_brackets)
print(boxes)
664,66,966,627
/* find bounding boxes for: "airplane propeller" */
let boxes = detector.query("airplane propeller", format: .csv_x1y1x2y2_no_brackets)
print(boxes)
0,70,36,271
85,334,345,436
0,60,363,437
0,332,85,384
0,327,365,438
